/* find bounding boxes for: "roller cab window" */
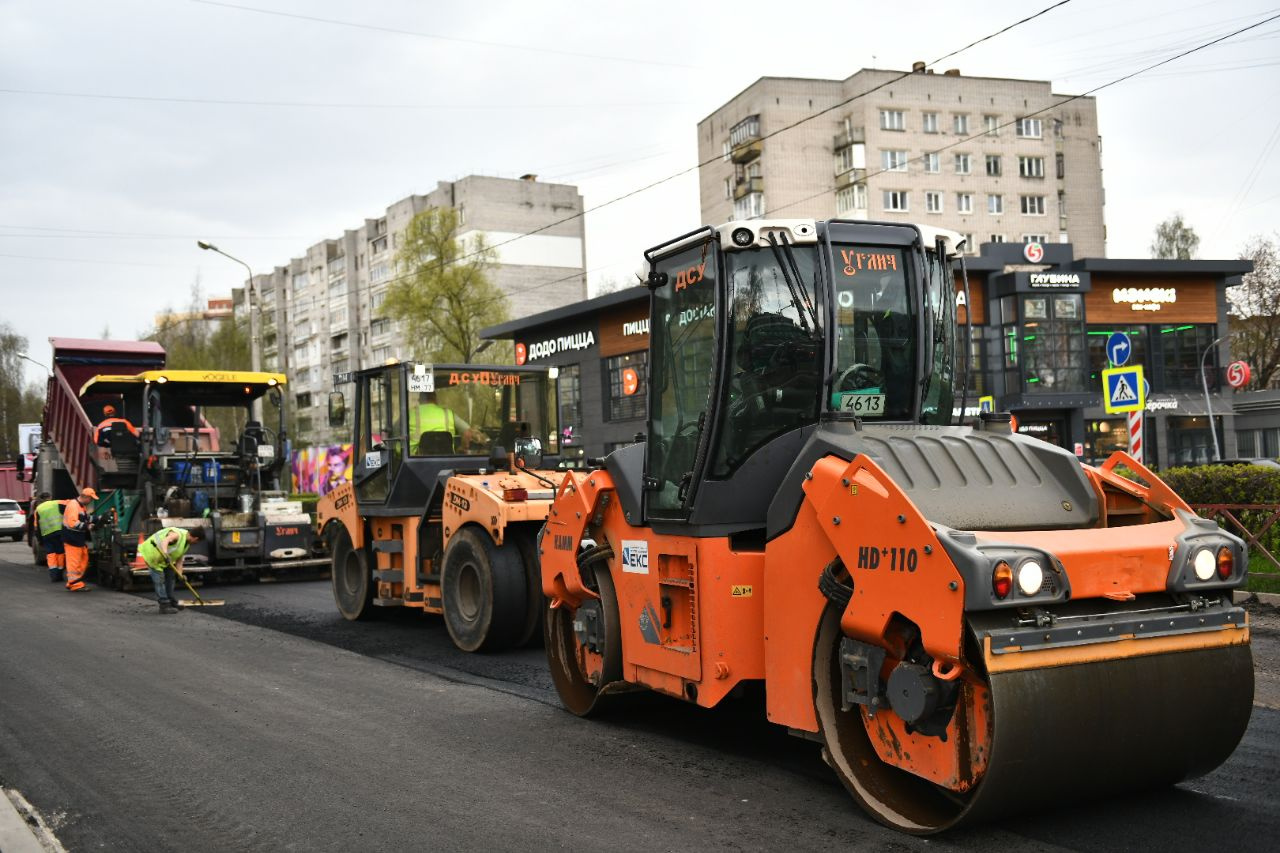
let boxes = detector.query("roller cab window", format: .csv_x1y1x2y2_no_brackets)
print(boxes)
829,246,916,420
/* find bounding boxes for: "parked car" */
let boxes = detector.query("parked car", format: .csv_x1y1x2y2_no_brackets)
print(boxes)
1203,458,1280,470
0,499,26,541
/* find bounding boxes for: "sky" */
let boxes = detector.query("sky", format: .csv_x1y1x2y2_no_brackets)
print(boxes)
2,0,1278,389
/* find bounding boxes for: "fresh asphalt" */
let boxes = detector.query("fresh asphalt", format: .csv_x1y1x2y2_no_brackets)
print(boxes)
1,539,1278,852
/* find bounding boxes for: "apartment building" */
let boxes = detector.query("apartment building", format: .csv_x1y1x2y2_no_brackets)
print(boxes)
239,174,587,442
697,66,1106,256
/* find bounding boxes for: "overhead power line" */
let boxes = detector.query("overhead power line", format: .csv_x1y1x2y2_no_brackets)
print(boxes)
767,11,1280,218
188,0,702,70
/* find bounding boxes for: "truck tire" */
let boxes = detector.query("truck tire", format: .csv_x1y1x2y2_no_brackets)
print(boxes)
441,527,527,653
511,527,545,648
331,525,375,621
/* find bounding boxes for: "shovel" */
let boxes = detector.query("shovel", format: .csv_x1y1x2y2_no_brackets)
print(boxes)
173,563,225,607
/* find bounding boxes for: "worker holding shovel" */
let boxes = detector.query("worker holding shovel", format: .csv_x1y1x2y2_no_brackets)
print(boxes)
137,527,204,614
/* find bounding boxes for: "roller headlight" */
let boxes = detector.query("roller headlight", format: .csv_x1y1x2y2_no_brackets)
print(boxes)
1192,548,1216,581
1016,559,1045,596
731,227,754,247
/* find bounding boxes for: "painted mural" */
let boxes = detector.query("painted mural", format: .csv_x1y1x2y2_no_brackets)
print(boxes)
291,444,353,496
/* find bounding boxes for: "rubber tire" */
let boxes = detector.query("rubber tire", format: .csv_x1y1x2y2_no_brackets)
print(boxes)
544,565,624,717
441,527,527,653
11,533,21,542
330,524,375,621
31,537,45,566
510,526,545,648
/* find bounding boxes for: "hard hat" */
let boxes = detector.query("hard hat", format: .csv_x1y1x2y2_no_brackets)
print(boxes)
81,488,99,500
103,404,117,416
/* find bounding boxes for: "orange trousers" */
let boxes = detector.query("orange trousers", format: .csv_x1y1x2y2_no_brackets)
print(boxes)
65,544,88,590
46,551,65,569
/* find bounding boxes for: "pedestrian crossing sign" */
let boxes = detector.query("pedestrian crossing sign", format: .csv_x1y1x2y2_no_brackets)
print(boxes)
1102,364,1146,414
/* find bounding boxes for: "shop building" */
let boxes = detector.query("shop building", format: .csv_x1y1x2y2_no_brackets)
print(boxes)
483,240,1252,469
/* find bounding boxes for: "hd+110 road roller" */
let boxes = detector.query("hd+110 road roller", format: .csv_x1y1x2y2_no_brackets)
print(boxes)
538,218,1253,833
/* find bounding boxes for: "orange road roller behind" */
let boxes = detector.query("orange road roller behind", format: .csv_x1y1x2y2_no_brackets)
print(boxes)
538,218,1253,833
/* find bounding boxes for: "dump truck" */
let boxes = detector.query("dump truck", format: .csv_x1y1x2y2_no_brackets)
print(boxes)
30,338,325,584
539,219,1254,833
317,361,562,651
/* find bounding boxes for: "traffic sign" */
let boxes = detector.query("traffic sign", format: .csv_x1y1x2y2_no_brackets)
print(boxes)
1102,364,1146,414
978,395,995,413
1106,332,1131,367
1226,361,1252,389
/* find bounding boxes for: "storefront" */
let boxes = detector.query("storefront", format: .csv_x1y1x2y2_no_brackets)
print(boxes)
482,239,1250,469
482,287,650,460
961,242,1251,468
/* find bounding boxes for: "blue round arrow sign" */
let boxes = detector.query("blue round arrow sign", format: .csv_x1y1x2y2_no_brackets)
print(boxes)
1107,331,1132,367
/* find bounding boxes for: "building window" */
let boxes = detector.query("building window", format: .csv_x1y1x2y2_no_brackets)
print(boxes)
953,114,969,134
990,233,1006,243
370,318,390,337
988,194,1004,214
1020,293,1086,392
925,191,943,214
372,345,392,363
330,306,348,328
1159,324,1219,392
881,150,908,172
558,364,582,445
370,290,386,311
883,190,909,212
922,112,939,133
370,262,390,283
370,235,387,256
985,154,1002,177
1019,156,1045,178
291,272,309,292
294,367,311,386
1086,325,1148,386
328,277,347,297
954,153,971,174
960,233,977,254
984,114,999,136
331,332,348,353
1021,195,1046,215
923,152,940,173
1016,117,1043,138
1053,118,1064,138
957,193,973,214
605,351,647,421
723,177,732,200
836,143,865,174
1056,152,1065,179
733,192,766,219
879,109,905,131
836,184,867,214
1023,234,1048,244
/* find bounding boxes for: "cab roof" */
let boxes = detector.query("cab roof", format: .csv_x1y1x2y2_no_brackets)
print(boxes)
80,369,287,403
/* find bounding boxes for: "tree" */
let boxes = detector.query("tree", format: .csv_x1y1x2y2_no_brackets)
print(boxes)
0,322,48,460
1228,233,1280,389
382,208,510,364
1151,213,1200,260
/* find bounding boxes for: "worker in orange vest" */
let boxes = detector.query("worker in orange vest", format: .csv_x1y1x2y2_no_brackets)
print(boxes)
62,488,98,592
94,403,139,447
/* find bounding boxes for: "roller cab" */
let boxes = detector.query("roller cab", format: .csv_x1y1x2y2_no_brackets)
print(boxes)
540,219,1254,833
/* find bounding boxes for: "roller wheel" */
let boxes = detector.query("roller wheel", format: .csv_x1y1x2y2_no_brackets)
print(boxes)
544,564,622,717
511,527,545,648
441,527,527,652
32,537,45,566
331,525,375,621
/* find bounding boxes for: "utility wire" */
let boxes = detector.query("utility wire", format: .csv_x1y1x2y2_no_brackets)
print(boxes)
188,0,702,70
767,11,1280,218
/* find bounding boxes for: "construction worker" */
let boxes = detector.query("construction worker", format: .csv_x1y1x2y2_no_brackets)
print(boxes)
410,391,475,453
61,488,97,592
137,526,204,614
94,403,139,447
34,492,66,583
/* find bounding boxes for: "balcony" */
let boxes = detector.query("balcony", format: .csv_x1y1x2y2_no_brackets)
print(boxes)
733,176,764,201
835,168,866,190
833,127,866,149
730,139,762,164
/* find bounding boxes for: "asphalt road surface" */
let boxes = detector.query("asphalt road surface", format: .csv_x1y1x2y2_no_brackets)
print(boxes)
1,539,1278,852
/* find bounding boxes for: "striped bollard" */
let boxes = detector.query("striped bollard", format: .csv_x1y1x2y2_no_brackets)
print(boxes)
1127,409,1143,464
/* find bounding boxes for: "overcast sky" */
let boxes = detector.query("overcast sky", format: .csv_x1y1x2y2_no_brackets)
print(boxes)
3,0,1277,388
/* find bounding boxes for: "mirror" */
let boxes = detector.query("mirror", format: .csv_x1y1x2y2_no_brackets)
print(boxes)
269,387,282,408
328,391,346,427
514,436,544,470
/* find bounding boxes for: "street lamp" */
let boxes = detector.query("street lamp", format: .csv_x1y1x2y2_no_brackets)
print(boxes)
16,352,50,373
1200,335,1223,462
198,240,263,419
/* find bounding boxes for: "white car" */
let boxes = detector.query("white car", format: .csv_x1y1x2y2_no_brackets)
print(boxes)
0,499,26,541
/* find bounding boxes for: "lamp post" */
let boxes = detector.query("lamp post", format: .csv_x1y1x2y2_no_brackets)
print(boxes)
198,241,263,420
16,352,50,373
1200,335,1223,462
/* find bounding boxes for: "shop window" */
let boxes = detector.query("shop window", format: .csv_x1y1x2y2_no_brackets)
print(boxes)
558,364,582,446
1168,416,1223,467
1087,419,1129,466
1020,293,1086,392
1159,324,1218,392
605,351,647,421
1237,430,1257,458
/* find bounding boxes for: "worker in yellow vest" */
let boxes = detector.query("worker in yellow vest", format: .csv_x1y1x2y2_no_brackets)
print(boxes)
137,526,205,614
410,391,475,454
34,492,67,583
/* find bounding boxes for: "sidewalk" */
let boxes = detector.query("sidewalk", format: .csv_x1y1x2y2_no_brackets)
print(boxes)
0,788,57,853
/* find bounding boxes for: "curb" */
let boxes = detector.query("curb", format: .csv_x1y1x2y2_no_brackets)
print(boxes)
0,789,46,853
1234,590,1280,607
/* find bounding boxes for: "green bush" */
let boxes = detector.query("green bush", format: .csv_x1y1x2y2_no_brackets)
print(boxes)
1160,465,1280,578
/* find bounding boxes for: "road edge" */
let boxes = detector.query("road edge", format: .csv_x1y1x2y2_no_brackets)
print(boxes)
0,788,66,853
